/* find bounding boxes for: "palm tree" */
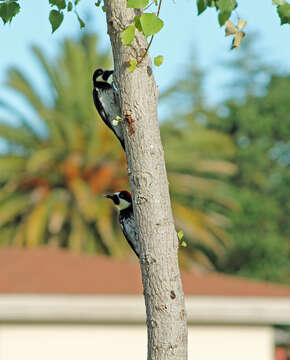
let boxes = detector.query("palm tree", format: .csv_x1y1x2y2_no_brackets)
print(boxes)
0,33,129,257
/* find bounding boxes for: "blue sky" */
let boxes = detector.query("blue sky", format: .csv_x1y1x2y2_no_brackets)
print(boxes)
0,0,289,124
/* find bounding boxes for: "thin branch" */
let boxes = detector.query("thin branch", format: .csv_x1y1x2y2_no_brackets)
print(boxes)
157,0,162,16
137,0,163,65
137,35,154,64
144,1,154,11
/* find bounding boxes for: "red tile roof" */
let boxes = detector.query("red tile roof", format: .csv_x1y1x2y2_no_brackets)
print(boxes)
1,247,290,297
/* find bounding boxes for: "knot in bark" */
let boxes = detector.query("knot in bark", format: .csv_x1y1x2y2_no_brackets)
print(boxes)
140,253,157,265
170,290,176,300
155,304,168,312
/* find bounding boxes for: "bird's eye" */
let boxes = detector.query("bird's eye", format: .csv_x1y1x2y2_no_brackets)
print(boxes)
113,195,120,205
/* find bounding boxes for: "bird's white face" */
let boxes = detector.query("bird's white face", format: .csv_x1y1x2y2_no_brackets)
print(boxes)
115,192,131,211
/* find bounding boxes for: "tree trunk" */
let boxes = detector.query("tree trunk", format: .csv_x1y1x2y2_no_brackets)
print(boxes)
103,1,188,359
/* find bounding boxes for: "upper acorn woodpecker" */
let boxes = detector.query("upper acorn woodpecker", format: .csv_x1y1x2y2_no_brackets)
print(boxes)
104,190,140,258
92,68,125,150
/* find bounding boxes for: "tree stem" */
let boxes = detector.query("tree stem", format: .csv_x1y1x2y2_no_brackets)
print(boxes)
103,1,188,359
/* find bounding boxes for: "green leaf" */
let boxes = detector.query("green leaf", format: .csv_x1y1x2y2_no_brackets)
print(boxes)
95,0,102,6
178,230,184,240
197,0,207,15
181,240,187,247
127,0,148,8
67,1,73,11
101,5,106,12
74,0,81,4
121,25,136,45
0,1,20,24
49,0,66,10
154,55,164,66
217,0,236,12
277,4,290,24
272,0,286,5
134,15,142,32
76,12,85,28
49,9,64,33
218,10,231,26
139,13,164,37
206,0,217,6
129,59,137,72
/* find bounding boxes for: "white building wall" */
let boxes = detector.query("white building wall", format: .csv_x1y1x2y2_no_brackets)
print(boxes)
0,324,274,360
188,326,274,360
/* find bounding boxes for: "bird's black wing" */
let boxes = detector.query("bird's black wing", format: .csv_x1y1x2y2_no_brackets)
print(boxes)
93,84,125,150
120,213,140,258
92,88,114,131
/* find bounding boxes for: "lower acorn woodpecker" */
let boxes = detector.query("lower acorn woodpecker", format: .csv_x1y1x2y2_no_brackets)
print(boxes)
104,190,140,258
92,68,125,150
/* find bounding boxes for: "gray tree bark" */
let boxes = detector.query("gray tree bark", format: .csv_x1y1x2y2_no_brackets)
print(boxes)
103,1,188,359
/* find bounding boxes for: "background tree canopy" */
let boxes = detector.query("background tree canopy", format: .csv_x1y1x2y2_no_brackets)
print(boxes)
160,36,290,283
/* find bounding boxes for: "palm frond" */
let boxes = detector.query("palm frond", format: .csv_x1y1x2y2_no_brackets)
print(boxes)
0,122,40,149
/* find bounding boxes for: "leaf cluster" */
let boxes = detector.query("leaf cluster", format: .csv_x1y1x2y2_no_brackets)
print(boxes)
48,0,85,33
120,0,164,69
160,42,290,281
0,0,20,24
197,0,237,26
275,1,290,25
210,42,290,283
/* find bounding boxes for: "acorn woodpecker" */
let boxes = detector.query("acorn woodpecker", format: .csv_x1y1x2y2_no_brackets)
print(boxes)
104,190,140,258
92,68,125,150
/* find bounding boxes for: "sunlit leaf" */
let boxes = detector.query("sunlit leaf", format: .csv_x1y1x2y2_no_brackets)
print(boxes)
129,59,137,72
121,25,136,45
154,55,164,67
178,230,184,240
127,0,148,8
139,13,164,37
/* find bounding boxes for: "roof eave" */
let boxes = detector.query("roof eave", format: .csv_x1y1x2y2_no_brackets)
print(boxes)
1,294,289,325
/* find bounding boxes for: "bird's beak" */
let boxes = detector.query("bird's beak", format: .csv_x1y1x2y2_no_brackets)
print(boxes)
104,194,114,200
